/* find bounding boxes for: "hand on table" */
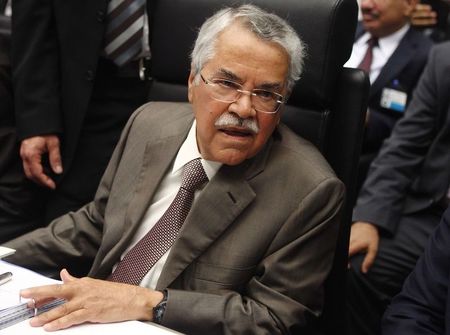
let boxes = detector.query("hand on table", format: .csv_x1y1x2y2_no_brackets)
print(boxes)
20,269,164,332
20,135,63,189
348,221,380,273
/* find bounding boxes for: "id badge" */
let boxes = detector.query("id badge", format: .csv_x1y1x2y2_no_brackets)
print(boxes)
380,88,407,112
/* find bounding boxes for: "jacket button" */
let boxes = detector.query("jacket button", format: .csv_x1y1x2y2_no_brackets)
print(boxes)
86,70,94,81
97,10,105,22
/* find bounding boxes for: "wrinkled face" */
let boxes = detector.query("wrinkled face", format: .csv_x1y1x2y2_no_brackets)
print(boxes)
188,23,290,166
360,0,416,37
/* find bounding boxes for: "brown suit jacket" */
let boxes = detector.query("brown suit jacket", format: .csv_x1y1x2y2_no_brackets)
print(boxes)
5,101,345,334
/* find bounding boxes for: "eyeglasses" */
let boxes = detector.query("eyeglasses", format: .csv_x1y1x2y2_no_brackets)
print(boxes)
200,74,285,114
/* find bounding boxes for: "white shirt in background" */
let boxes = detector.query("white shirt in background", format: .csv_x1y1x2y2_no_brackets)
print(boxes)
345,24,410,83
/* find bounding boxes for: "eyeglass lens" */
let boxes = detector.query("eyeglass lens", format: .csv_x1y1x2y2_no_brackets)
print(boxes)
203,76,282,113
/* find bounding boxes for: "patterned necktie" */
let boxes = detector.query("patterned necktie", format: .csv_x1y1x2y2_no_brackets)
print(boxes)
104,0,146,66
109,158,209,285
358,36,378,74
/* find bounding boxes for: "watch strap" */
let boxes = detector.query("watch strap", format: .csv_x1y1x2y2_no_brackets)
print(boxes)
153,289,168,324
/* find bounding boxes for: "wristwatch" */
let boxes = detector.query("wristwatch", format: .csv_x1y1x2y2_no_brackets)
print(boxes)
153,289,168,324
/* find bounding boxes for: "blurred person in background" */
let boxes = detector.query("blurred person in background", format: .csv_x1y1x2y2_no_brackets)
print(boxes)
346,0,433,200
347,40,450,335
7,0,153,238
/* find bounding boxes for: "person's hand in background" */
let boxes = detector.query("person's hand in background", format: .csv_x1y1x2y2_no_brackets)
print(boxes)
20,135,63,189
411,3,438,27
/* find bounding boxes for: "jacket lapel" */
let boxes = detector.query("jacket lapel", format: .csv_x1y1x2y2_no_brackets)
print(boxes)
370,28,416,98
97,118,193,274
156,136,273,289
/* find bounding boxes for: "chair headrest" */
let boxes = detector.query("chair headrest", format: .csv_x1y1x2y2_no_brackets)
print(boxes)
149,0,357,109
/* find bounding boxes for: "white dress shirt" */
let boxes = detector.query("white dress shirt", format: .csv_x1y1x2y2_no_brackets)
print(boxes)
344,24,410,83
114,121,222,289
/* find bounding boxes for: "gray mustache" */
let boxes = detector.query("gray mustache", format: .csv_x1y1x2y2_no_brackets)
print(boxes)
361,9,380,19
214,113,260,134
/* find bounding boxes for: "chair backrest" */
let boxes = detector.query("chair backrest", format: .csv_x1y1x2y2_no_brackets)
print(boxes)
147,0,369,333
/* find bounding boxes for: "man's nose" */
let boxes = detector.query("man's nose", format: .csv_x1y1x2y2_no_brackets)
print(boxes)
361,0,376,8
230,90,256,118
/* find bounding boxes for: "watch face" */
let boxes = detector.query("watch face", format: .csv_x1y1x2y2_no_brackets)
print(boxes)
153,301,166,324
153,291,168,324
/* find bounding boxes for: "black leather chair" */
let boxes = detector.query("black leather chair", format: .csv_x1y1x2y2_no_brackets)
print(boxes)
147,0,369,333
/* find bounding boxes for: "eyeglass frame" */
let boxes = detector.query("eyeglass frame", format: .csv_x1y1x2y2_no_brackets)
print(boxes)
199,73,286,114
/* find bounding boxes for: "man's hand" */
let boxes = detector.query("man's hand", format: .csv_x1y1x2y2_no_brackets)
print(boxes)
20,135,63,189
411,4,438,27
20,269,164,331
348,221,380,273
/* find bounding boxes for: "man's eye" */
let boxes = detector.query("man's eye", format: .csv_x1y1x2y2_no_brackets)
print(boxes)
215,79,240,89
255,90,275,100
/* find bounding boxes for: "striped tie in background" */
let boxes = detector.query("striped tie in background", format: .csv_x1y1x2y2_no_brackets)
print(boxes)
104,0,146,66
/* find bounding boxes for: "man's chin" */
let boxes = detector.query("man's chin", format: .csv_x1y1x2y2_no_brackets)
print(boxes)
213,149,250,166
362,22,381,37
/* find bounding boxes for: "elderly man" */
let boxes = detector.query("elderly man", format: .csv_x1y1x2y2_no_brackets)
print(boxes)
3,5,344,334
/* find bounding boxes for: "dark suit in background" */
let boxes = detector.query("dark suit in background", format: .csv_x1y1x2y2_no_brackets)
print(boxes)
10,0,151,226
0,9,44,242
348,41,450,335
355,24,433,195
360,25,432,152
382,207,450,335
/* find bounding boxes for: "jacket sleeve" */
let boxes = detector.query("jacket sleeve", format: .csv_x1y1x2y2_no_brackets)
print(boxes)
3,106,145,276
382,208,450,335
12,0,63,140
353,44,441,234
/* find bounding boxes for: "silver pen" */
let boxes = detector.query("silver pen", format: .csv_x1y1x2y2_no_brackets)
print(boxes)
0,271,13,285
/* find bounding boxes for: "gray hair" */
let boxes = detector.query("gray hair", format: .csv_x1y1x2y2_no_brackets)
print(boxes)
190,4,306,92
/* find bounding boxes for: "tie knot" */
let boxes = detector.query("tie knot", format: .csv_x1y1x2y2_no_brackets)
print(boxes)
181,158,208,192
367,36,378,49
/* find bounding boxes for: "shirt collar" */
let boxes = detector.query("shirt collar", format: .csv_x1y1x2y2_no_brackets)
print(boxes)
359,23,409,54
377,24,409,55
172,120,222,180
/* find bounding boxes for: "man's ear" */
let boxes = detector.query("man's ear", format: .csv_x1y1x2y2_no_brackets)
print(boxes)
188,69,196,103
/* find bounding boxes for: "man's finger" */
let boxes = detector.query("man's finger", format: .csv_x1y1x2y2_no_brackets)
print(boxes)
348,240,366,258
21,283,66,301
361,247,378,273
60,269,77,283
30,301,74,328
28,161,56,189
22,160,33,179
30,169,56,189
41,308,86,331
348,244,359,258
28,297,57,309
24,153,56,188
47,138,63,174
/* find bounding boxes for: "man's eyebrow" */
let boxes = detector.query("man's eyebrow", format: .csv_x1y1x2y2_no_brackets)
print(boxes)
258,82,283,91
213,68,242,82
213,68,283,91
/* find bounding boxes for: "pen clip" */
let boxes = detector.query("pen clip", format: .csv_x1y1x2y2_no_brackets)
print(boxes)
0,271,13,285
